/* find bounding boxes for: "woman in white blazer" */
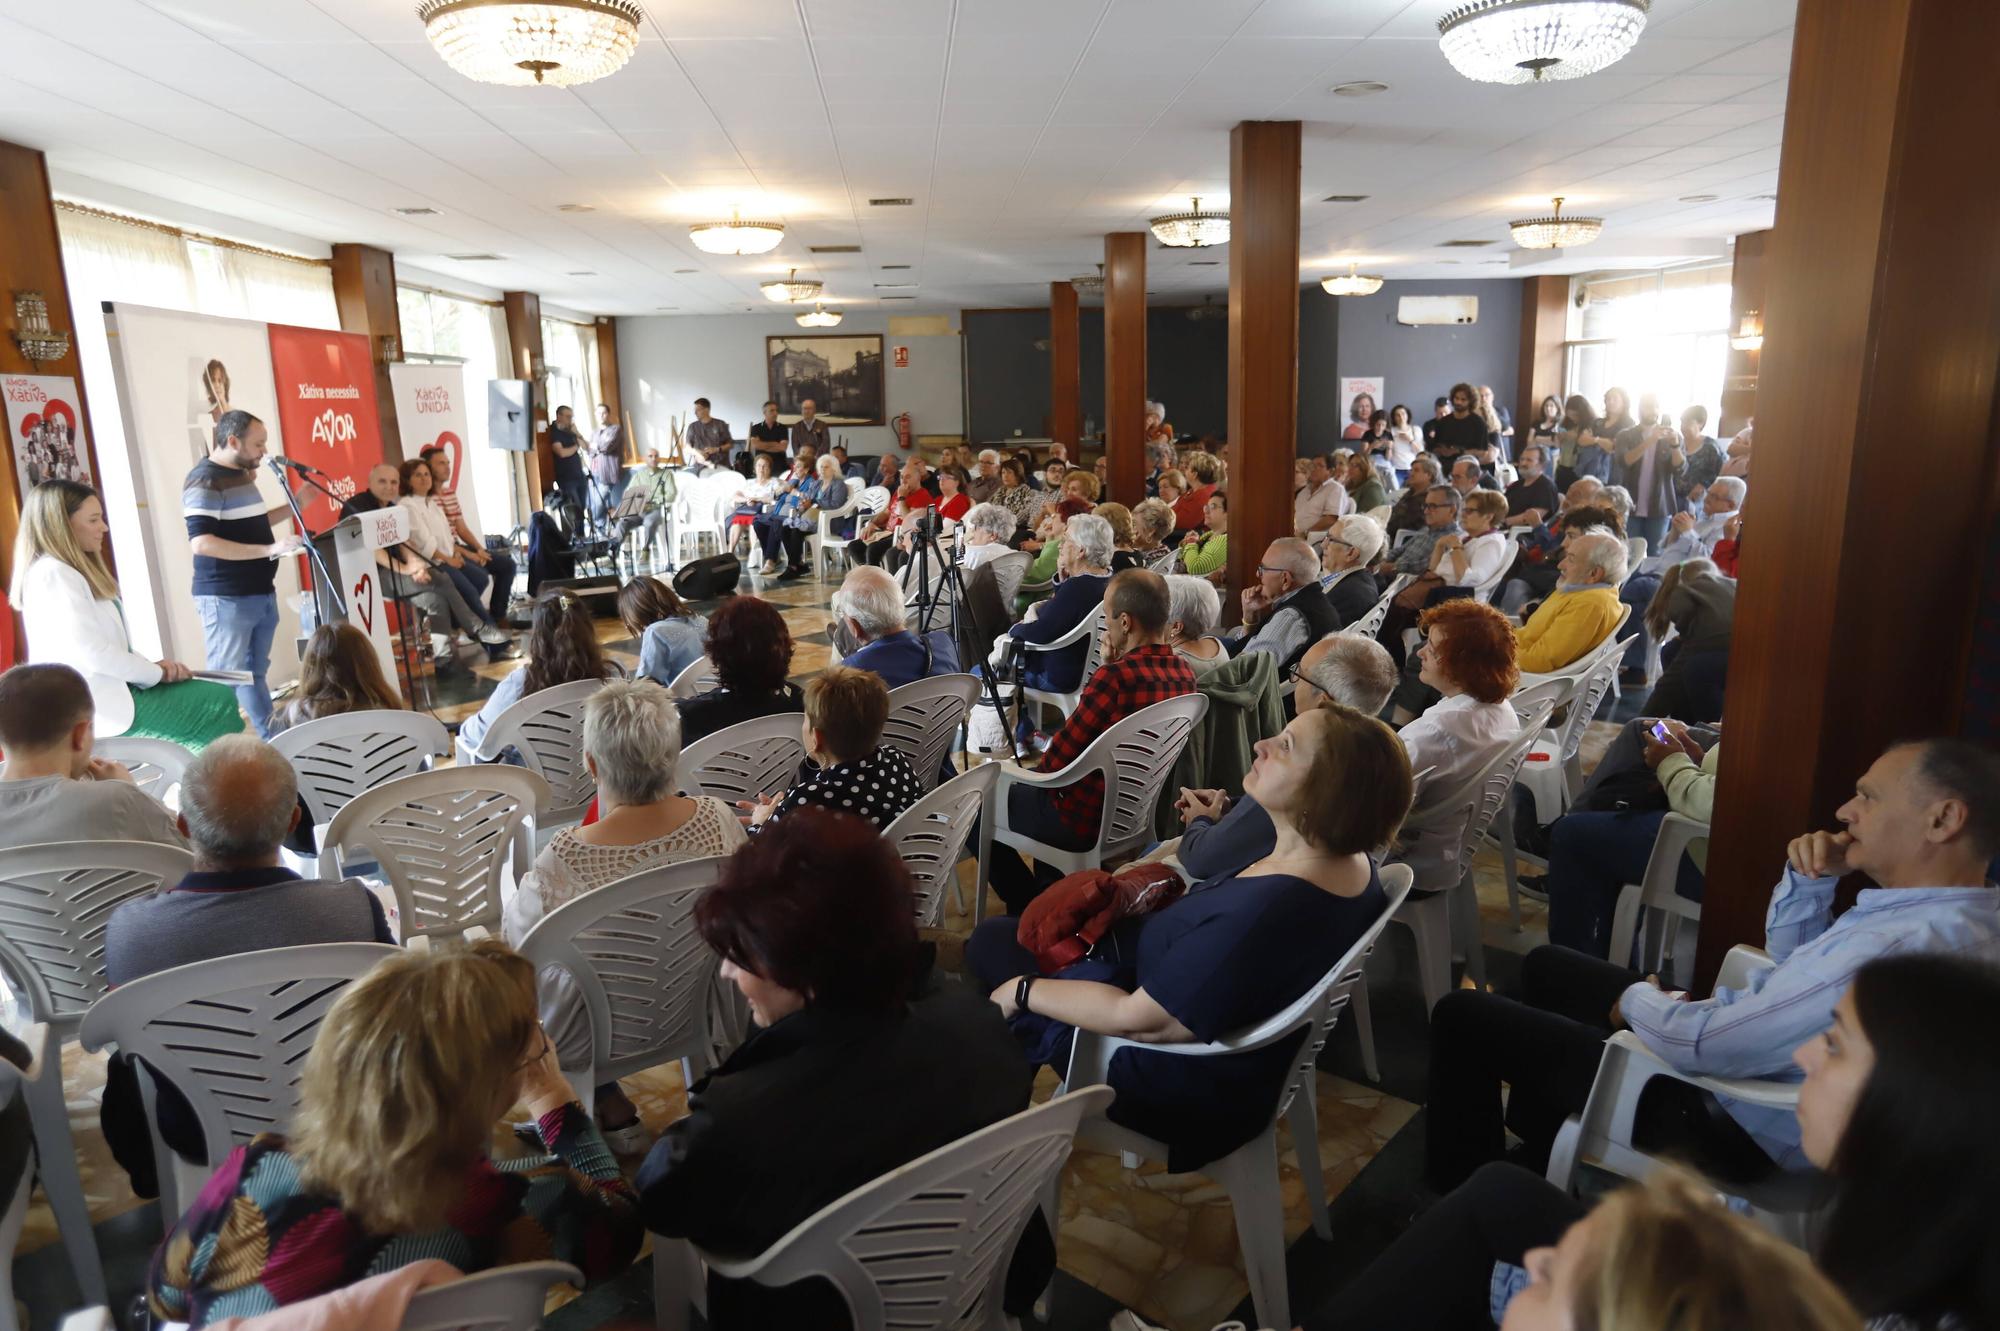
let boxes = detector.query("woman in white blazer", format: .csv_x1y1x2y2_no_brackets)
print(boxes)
10,480,241,747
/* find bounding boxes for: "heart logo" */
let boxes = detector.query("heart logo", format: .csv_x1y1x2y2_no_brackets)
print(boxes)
435,431,462,488
17,413,39,437
353,572,374,634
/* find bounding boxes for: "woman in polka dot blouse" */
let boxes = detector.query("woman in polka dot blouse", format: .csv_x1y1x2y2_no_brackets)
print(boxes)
743,665,924,833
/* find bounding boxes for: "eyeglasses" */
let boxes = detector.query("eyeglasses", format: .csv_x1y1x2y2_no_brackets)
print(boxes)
1423,501,1455,511
1286,664,1323,693
1255,563,1285,575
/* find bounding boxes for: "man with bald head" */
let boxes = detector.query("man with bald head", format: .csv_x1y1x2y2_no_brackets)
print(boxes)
1174,633,1399,883
1228,536,1341,674
342,462,509,657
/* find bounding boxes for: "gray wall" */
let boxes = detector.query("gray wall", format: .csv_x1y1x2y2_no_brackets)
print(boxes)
1323,278,1523,451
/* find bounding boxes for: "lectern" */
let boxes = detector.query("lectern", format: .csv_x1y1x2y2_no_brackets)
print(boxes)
307,506,413,701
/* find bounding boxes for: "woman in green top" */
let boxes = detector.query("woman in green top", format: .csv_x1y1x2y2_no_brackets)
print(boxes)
11,480,242,749
1343,450,1389,513
1179,491,1229,580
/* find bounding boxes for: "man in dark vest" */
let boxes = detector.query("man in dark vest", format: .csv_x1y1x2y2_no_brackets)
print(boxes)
1227,537,1340,674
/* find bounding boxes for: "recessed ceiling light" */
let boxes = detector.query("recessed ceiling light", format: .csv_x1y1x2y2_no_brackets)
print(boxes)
1322,194,1369,203
809,244,861,253
1440,239,1497,247
881,264,912,270
446,253,503,261
1678,193,1719,203
656,306,678,311
567,271,596,276
1188,260,1220,266
874,282,918,289
393,206,440,216
1330,81,1389,97
868,197,914,207
1437,259,1463,265
1752,193,1778,201
674,268,698,274
556,203,595,213
881,295,917,300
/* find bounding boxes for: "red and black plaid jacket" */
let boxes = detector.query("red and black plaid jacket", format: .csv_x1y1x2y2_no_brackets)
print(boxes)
1041,642,1198,842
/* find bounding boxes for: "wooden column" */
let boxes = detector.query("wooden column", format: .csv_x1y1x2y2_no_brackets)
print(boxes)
1224,120,1302,615
330,243,404,462
502,291,548,507
1049,280,1081,455
594,316,630,461
0,139,106,592
1695,0,2000,987
1516,274,1568,429
1717,229,1769,438
1104,233,1147,507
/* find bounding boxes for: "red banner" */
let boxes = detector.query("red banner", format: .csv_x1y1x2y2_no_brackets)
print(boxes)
266,324,381,530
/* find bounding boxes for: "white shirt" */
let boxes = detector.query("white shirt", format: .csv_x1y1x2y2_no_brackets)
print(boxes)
1638,508,1737,576
1293,477,1351,538
398,494,457,560
1434,529,1514,602
1386,426,1420,469
1395,693,1521,888
19,557,162,737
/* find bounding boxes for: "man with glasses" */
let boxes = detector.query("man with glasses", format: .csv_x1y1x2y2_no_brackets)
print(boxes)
1378,485,1464,579
1226,537,1339,674
1169,633,1399,885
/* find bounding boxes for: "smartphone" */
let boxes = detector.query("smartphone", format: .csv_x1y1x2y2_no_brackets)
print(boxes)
1650,720,1672,743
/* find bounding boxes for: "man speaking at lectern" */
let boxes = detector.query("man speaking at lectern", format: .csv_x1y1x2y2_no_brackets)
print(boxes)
181,410,302,737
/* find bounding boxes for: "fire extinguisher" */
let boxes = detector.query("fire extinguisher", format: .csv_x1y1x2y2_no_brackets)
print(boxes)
895,412,913,450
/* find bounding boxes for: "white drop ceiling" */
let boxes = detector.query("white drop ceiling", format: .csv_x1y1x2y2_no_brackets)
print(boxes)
0,0,1794,316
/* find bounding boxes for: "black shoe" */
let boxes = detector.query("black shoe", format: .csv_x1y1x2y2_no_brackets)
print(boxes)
1516,873,1550,903
779,564,808,580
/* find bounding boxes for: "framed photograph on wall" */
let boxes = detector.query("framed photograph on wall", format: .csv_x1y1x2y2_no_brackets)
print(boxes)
766,334,885,426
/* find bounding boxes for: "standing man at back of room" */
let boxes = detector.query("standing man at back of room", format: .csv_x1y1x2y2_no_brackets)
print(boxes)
182,410,304,738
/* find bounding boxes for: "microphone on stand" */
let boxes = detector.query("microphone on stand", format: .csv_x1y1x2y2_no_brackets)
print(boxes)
269,454,328,477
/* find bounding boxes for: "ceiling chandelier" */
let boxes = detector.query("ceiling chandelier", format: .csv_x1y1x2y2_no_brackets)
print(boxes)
1509,196,1603,249
1437,0,1649,85
795,302,842,328
688,210,785,256
1069,264,1105,296
760,268,822,302
418,0,643,87
1149,197,1231,249
1320,262,1385,297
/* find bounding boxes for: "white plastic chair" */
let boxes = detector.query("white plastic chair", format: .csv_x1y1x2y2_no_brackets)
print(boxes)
0,1062,33,1331
882,674,981,793
400,1262,585,1331
0,839,193,1304
884,764,999,929
1389,700,1554,1012
516,856,730,1116
652,1086,1114,1331
1482,673,1581,930
1013,604,1106,727
994,694,1208,877
323,766,550,944
1338,574,1409,641
811,487,864,581
457,678,608,831
1060,875,1411,1331
983,549,1034,611
1545,947,1809,1231
679,712,806,806
92,735,192,807
78,941,397,1221
1606,813,1710,986
668,653,721,700
272,710,452,870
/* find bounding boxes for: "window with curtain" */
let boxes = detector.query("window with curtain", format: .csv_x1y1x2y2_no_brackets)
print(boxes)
540,316,599,427
1564,264,1732,424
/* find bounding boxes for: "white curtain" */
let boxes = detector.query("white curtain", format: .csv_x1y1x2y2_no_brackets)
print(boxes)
184,240,338,329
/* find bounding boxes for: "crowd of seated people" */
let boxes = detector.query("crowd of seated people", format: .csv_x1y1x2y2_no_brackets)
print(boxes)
20,386,1998,1331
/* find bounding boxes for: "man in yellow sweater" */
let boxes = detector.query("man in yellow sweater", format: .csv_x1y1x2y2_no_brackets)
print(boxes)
1515,531,1627,673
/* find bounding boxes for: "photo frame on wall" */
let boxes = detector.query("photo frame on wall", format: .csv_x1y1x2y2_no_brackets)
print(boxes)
766,334,885,426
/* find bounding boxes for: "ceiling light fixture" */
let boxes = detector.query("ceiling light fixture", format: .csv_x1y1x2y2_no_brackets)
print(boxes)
796,302,842,328
1330,80,1390,96
1730,309,1763,351
1069,263,1105,295
688,209,784,255
1320,261,1385,297
1509,196,1603,249
417,0,643,87
1149,196,1230,249
1678,193,1719,203
1437,0,1649,85
760,267,822,302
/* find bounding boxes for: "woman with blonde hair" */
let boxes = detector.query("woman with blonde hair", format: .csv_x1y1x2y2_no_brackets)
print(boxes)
147,941,643,1328
11,479,241,746
271,623,403,733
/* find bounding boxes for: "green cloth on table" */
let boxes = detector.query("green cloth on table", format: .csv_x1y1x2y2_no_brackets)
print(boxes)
124,680,244,751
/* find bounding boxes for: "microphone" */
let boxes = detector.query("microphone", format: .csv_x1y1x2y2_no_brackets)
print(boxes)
269,455,327,477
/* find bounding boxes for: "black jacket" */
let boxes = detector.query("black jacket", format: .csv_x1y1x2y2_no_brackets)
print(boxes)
636,967,1043,1328
676,682,804,746
1323,567,1381,629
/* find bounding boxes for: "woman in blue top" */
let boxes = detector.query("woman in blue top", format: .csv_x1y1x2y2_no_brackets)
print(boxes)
969,704,1414,1170
617,576,707,689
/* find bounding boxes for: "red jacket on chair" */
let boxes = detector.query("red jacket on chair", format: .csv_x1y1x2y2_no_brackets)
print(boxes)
1016,861,1186,973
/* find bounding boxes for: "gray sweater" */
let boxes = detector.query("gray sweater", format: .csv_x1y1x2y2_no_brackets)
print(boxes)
0,774,184,853
104,866,392,987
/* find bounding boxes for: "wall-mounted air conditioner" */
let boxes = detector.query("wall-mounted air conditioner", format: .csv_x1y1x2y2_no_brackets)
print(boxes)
1396,295,1479,326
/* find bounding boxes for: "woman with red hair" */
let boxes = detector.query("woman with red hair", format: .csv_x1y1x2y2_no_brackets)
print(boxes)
1391,599,1521,884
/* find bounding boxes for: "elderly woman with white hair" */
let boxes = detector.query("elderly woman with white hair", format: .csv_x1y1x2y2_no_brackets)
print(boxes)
1319,513,1385,625
1164,573,1227,673
757,452,849,580
1515,530,1629,674
1131,497,1176,567
505,679,746,1150
832,564,961,689
957,501,1018,573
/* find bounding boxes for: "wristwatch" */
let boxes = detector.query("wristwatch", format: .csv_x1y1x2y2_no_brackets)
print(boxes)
1014,975,1038,1015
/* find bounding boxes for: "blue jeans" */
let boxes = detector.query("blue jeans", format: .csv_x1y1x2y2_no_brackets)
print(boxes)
194,591,278,737
439,562,497,626
1545,808,1705,960
1617,572,1662,668
453,551,517,621
1630,513,1668,552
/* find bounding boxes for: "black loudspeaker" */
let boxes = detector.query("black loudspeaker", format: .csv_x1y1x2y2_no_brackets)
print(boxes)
673,554,742,601
536,573,623,618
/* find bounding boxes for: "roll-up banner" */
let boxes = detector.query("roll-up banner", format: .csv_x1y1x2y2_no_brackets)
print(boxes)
388,362,482,535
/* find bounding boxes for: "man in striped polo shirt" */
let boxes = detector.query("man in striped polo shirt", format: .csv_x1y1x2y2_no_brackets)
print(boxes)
183,410,302,736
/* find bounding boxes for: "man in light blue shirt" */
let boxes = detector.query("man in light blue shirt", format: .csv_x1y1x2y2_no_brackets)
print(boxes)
1425,737,2000,1192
